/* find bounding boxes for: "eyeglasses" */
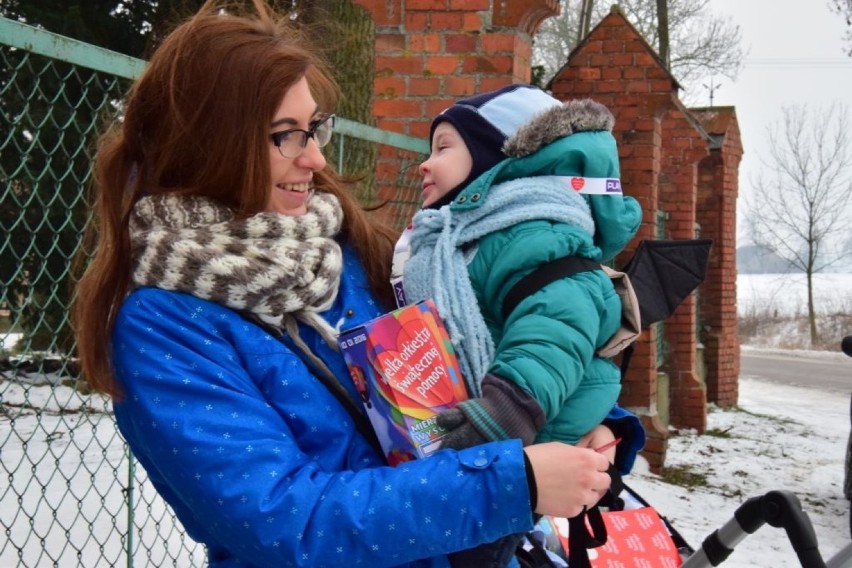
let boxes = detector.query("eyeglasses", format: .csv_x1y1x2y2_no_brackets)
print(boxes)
270,113,335,158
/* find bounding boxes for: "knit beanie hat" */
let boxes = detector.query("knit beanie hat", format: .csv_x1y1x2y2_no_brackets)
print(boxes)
426,84,562,209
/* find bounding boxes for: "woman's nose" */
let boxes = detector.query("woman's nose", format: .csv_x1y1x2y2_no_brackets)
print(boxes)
297,136,327,171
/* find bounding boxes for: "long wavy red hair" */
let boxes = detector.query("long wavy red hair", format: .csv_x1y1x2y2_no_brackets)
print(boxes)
73,0,398,397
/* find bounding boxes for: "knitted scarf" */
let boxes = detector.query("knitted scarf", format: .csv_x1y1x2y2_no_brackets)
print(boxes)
129,192,344,348
402,177,595,396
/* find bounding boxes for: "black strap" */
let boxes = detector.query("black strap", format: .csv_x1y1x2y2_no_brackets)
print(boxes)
501,257,601,321
606,463,624,499
619,343,634,379
565,463,624,567
516,533,559,568
301,356,386,461
567,505,609,568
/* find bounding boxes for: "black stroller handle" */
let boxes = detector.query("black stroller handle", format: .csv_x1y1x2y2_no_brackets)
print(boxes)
842,335,852,357
681,490,827,568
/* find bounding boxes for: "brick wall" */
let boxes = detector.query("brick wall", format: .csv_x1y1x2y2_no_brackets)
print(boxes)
658,104,710,432
352,0,559,225
352,0,559,137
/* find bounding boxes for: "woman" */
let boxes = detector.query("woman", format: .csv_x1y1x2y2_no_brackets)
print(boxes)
73,2,635,566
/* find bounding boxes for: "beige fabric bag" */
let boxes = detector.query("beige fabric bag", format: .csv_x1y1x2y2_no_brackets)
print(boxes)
597,266,642,358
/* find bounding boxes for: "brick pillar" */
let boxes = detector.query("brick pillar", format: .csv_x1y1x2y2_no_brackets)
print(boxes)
615,113,670,471
351,0,559,223
352,0,559,136
659,109,709,432
697,156,732,407
695,112,742,409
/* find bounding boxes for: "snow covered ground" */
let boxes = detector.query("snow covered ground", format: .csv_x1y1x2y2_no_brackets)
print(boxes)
623,273,852,566
628,356,851,567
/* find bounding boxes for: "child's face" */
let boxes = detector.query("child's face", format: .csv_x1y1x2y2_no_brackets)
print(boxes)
419,122,472,208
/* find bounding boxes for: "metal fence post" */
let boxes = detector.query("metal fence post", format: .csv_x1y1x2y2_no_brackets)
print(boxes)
126,448,135,568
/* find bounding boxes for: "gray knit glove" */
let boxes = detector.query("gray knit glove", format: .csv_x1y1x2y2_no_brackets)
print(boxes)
436,374,546,450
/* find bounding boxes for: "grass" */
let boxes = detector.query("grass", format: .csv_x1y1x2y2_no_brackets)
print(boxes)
704,427,733,439
659,464,710,489
720,406,798,428
738,309,851,351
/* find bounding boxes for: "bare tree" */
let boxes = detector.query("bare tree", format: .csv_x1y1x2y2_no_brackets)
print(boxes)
533,0,584,81
656,0,670,68
831,0,852,55
578,0,595,40
532,0,745,102
746,103,852,345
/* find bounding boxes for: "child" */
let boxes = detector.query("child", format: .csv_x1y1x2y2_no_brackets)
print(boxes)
393,83,643,566
394,83,643,460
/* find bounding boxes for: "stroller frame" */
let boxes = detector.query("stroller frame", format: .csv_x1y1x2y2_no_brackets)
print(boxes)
681,489,852,567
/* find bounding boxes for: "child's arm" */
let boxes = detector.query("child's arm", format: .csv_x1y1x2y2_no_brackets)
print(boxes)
576,425,617,462
600,404,646,474
576,413,646,475
473,222,619,436
437,373,545,450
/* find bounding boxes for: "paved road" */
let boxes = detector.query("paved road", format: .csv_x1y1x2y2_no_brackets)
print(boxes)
740,348,852,394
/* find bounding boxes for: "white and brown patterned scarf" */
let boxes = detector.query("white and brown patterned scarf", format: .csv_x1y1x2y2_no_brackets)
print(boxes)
129,191,344,347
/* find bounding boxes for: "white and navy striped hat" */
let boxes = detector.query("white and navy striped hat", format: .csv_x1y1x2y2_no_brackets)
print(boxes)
427,84,562,209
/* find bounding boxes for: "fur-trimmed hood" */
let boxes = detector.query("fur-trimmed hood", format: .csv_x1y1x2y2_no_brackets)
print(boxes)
503,99,616,158
425,84,616,210
446,96,640,263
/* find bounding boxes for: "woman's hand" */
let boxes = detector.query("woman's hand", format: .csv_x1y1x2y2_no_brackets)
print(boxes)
524,442,611,518
577,424,617,463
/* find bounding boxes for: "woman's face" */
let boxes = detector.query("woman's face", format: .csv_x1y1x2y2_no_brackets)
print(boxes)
266,77,328,216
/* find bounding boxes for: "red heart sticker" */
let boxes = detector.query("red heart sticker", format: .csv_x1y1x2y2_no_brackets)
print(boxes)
570,177,585,191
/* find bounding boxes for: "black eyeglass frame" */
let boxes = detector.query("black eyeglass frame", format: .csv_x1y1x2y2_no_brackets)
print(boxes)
270,113,335,158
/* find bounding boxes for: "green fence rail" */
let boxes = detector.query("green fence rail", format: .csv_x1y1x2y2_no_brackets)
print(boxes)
0,16,426,567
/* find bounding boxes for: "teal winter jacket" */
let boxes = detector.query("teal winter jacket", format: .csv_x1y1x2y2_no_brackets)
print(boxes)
407,122,642,444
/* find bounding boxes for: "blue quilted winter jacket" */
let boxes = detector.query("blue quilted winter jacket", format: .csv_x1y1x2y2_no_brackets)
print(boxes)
111,244,642,567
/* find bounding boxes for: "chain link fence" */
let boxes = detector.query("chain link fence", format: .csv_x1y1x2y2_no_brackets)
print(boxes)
0,17,426,567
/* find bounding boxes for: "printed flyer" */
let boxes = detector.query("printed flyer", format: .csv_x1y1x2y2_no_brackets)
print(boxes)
338,299,468,465
544,507,683,567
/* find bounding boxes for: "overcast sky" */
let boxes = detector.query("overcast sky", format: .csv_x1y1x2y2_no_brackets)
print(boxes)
707,0,852,246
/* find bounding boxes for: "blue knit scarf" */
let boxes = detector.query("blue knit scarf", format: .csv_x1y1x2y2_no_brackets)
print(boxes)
402,176,595,396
